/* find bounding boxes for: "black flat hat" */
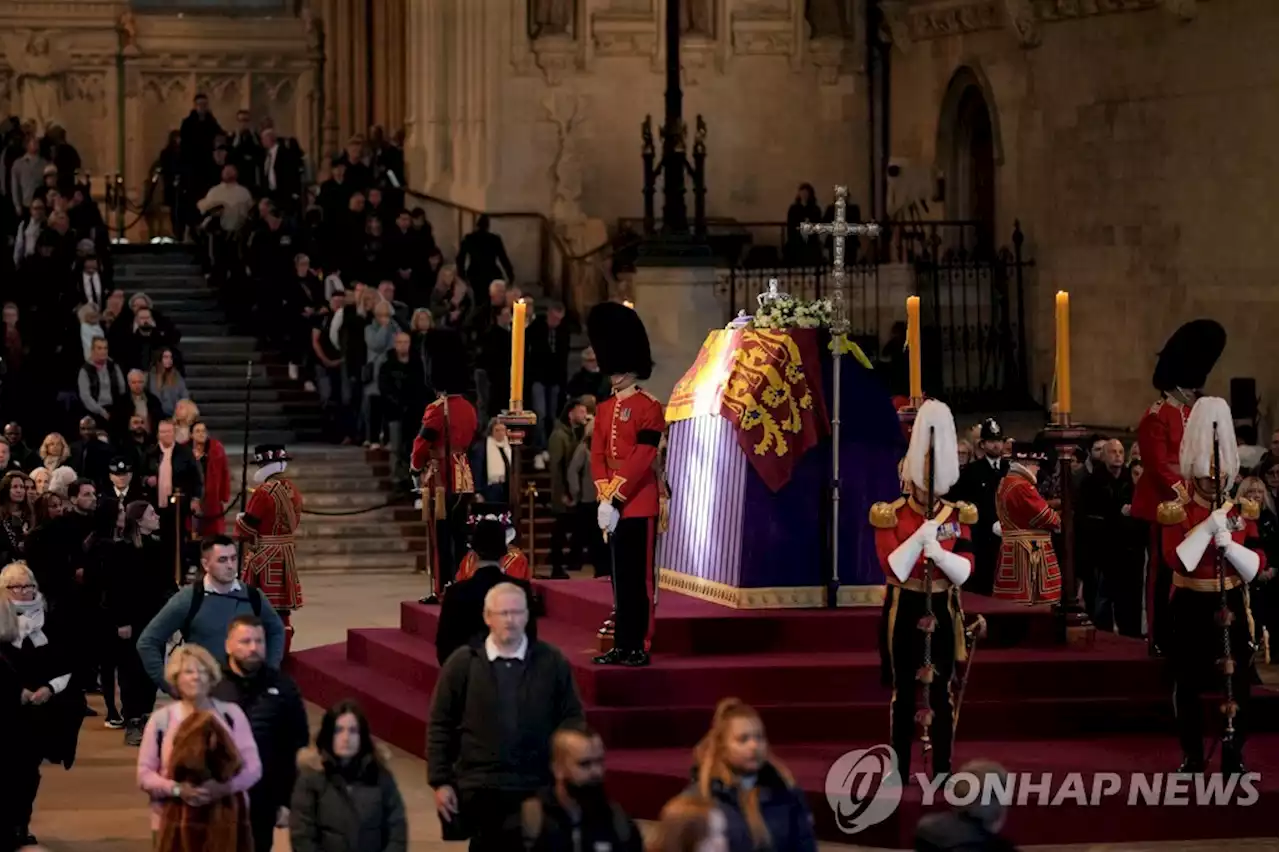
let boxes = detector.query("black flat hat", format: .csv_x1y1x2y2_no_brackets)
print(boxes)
588,302,652,380
427,329,472,395
253,444,290,465
1152,319,1226,392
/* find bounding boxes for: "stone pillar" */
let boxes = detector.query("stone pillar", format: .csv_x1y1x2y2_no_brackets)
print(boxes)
370,0,406,133
631,265,723,403
317,0,369,150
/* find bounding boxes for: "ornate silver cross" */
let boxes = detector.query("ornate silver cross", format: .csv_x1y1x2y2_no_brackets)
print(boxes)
798,185,880,335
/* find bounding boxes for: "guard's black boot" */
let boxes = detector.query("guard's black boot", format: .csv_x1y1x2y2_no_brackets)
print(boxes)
1176,755,1205,774
592,648,623,665
620,649,650,667
1221,746,1246,776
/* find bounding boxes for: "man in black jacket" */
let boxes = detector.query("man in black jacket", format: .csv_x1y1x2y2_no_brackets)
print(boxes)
212,614,310,852
428,582,584,852
510,722,642,852
435,517,537,664
951,418,1008,595
914,760,1018,852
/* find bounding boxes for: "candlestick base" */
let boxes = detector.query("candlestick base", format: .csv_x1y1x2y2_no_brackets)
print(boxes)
499,408,539,446
1044,420,1094,644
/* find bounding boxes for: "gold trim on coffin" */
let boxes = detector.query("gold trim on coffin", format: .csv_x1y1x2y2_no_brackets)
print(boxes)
659,569,886,609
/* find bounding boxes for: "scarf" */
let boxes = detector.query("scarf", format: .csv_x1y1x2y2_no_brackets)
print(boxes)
11,595,48,648
486,437,511,486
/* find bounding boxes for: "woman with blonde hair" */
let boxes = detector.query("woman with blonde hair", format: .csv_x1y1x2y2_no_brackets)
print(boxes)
137,643,261,849
0,561,82,848
172,399,200,444
689,698,816,852
30,467,51,495
37,433,69,472
649,795,729,852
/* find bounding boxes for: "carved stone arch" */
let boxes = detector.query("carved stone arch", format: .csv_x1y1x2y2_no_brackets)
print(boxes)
934,63,1003,257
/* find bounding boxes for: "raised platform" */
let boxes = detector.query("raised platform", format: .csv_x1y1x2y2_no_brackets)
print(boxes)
288,579,1278,848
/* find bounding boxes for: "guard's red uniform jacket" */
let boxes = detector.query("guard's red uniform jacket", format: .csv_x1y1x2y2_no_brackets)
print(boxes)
871,497,977,589
591,385,664,518
1159,495,1266,591
1133,396,1190,523
410,395,478,491
992,471,1062,604
236,476,304,610
455,546,531,584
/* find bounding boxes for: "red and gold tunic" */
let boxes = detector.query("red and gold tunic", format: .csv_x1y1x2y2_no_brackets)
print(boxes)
992,470,1061,604
455,546,532,584
1132,396,1190,523
410,395,478,493
871,497,977,591
591,385,664,519
236,475,303,610
1159,494,1266,592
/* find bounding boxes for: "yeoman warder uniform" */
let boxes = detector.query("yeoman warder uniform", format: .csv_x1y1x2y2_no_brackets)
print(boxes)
871,399,975,780
236,444,303,653
454,502,531,585
410,329,478,602
1135,319,1226,654
991,443,1062,605
589,302,664,668
1159,396,1263,775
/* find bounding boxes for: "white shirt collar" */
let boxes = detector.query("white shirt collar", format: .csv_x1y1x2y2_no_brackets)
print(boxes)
485,633,528,662
203,576,243,594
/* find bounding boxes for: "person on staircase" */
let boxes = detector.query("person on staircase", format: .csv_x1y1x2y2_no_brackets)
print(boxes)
410,329,479,604
588,302,664,668
191,421,231,538
235,445,303,655
526,301,570,471
548,399,589,580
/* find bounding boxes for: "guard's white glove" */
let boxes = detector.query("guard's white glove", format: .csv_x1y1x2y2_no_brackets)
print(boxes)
597,502,620,533
1209,508,1231,535
924,538,972,586
923,538,945,561
914,520,941,544
992,521,1003,536
1213,529,1234,550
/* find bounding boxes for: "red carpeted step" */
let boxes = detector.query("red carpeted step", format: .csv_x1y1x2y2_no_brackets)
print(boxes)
286,644,431,756
606,735,1280,848
533,578,1070,652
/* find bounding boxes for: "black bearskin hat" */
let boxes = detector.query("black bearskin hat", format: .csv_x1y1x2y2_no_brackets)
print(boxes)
1152,319,1226,392
427,329,473,396
587,302,653,380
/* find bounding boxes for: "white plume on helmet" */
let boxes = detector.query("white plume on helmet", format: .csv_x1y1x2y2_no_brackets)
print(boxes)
1179,396,1238,482
904,399,960,495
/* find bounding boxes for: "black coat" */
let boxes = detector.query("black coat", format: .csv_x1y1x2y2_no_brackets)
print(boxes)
1,605,83,768
434,565,538,665
210,665,310,810
915,811,1019,852
96,535,175,629
508,786,642,852
143,442,204,505
290,747,408,852
688,762,817,852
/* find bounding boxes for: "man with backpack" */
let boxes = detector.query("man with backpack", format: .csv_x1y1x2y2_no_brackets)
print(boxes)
136,534,287,701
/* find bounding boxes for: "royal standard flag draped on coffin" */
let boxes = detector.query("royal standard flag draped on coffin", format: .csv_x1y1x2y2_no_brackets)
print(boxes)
666,328,830,492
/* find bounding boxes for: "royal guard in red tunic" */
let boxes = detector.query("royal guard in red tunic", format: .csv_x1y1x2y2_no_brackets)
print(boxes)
236,444,303,653
991,444,1062,605
410,330,478,604
870,399,975,780
589,302,665,668
1134,319,1226,654
1159,396,1263,775
454,503,531,584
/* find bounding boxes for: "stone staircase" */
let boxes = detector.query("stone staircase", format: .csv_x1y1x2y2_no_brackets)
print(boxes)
116,245,421,574
114,244,321,446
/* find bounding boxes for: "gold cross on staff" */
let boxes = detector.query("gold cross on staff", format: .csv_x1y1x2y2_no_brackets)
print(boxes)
798,185,880,334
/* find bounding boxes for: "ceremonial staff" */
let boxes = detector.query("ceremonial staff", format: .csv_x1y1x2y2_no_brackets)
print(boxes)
918,428,937,758
799,186,879,604
237,360,253,570
1212,423,1237,752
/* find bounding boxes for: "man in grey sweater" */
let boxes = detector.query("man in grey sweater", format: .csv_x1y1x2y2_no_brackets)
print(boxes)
77,337,127,425
137,534,286,692
9,135,47,214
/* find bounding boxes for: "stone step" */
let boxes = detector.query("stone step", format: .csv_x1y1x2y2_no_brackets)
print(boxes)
116,266,204,278
294,537,417,555
265,445,374,462
301,491,409,512
187,388,305,404
203,413,309,431
185,377,283,392
286,462,391,480
173,324,234,337
296,520,424,539
282,477,389,495
163,308,232,323
299,552,419,571
189,400,319,417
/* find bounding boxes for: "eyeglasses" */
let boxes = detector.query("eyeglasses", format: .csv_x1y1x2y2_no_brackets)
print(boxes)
5,584,36,592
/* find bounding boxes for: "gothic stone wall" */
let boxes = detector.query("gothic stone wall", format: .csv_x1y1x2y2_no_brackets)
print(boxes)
887,0,1278,428
408,0,868,238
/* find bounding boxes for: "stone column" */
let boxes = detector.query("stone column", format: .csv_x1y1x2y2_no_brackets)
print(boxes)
631,266,724,403
371,0,406,133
